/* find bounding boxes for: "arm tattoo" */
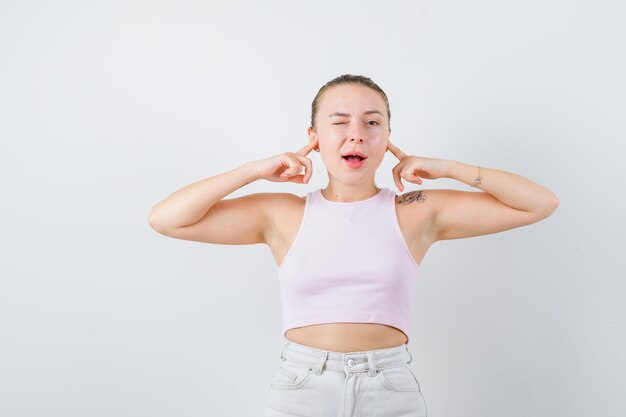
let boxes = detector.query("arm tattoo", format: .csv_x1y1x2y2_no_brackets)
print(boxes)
396,190,426,205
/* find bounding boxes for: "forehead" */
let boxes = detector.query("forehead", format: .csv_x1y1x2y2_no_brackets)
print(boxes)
319,84,386,116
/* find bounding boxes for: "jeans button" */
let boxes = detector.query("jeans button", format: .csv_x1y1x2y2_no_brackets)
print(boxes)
347,359,355,367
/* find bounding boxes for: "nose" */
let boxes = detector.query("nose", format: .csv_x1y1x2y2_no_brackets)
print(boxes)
346,123,366,143
348,129,365,143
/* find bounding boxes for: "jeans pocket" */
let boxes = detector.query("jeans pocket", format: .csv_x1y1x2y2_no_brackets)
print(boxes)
377,364,421,392
270,362,314,390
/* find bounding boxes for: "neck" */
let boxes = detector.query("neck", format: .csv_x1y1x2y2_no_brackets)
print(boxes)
321,185,381,202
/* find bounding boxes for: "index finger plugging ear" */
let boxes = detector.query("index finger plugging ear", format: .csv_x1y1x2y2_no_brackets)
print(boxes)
297,139,318,157
387,140,407,161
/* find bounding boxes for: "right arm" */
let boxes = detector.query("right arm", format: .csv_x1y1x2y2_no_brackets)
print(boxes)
147,141,316,245
147,162,270,244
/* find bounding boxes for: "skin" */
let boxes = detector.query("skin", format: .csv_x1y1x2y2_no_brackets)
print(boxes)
281,84,420,351
307,83,391,202
149,82,559,353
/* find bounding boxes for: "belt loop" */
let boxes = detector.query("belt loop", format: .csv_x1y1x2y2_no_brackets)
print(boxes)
280,341,289,362
366,351,377,377
313,351,328,375
405,345,413,365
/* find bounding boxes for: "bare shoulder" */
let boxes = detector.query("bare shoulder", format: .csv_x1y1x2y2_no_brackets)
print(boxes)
392,188,438,245
263,191,305,203
395,188,470,207
406,187,549,241
260,191,305,214
260,191,306,244
394,187,470,217
394,189,429,205
149,191,304,246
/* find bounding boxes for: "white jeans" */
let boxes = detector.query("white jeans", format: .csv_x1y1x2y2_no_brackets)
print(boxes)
264,339,428,417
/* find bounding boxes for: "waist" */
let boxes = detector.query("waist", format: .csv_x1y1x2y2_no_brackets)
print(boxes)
285,322,408,352
279,338,412,373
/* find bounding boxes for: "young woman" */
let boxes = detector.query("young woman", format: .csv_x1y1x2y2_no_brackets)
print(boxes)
148,74,559,416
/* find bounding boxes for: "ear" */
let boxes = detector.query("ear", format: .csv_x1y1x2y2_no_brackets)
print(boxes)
307,127,320,151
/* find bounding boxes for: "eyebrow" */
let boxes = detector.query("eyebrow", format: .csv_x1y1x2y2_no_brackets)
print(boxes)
327,110,384,118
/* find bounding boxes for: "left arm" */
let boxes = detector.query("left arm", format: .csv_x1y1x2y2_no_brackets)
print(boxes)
430,160,560,241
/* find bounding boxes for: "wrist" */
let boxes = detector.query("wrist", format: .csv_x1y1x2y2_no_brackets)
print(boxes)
241,161,261,182
444,159,459,178
446,160,482,188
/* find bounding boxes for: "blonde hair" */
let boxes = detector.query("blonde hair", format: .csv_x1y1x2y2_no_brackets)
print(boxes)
310,74,391,132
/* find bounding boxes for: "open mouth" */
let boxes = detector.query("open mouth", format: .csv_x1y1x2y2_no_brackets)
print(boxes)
342,155,366,162
342,154,367,168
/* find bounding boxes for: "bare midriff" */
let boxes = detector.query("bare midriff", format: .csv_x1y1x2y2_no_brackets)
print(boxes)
285,322,408,353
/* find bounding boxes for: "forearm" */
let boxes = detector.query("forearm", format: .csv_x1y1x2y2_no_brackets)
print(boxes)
446,160,559,215
147,162,260,230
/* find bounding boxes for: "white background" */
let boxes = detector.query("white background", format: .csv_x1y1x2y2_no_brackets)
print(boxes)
1,1,624,416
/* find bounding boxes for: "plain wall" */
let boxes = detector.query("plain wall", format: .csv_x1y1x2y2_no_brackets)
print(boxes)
1,1,624,416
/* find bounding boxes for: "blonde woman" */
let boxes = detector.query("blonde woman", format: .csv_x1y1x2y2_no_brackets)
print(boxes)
148,74,559,417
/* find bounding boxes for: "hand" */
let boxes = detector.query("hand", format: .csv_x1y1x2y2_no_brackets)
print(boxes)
386,140,451,192
251,139,318,184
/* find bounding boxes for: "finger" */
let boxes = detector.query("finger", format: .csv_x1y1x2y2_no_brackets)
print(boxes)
280,156,307,178
280,167,301,177
409,169,423,184
294,155,313,183
279,159,300,177
296,140,317,157
387,140,408,161
391,163,405,192
286,174,307,184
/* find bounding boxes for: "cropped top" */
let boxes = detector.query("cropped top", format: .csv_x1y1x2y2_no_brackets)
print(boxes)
278,187,421,344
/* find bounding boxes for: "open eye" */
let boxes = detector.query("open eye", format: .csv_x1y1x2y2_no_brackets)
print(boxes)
368,120,380,126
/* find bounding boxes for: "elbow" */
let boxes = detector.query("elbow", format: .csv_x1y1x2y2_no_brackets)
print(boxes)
148,219,170,236
147,208,157,227
147,209,166,233
550,193,560,211
147,216,162,233
542,194,560,218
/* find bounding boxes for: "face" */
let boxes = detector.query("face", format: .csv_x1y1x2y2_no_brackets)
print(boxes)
307,84,390,184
